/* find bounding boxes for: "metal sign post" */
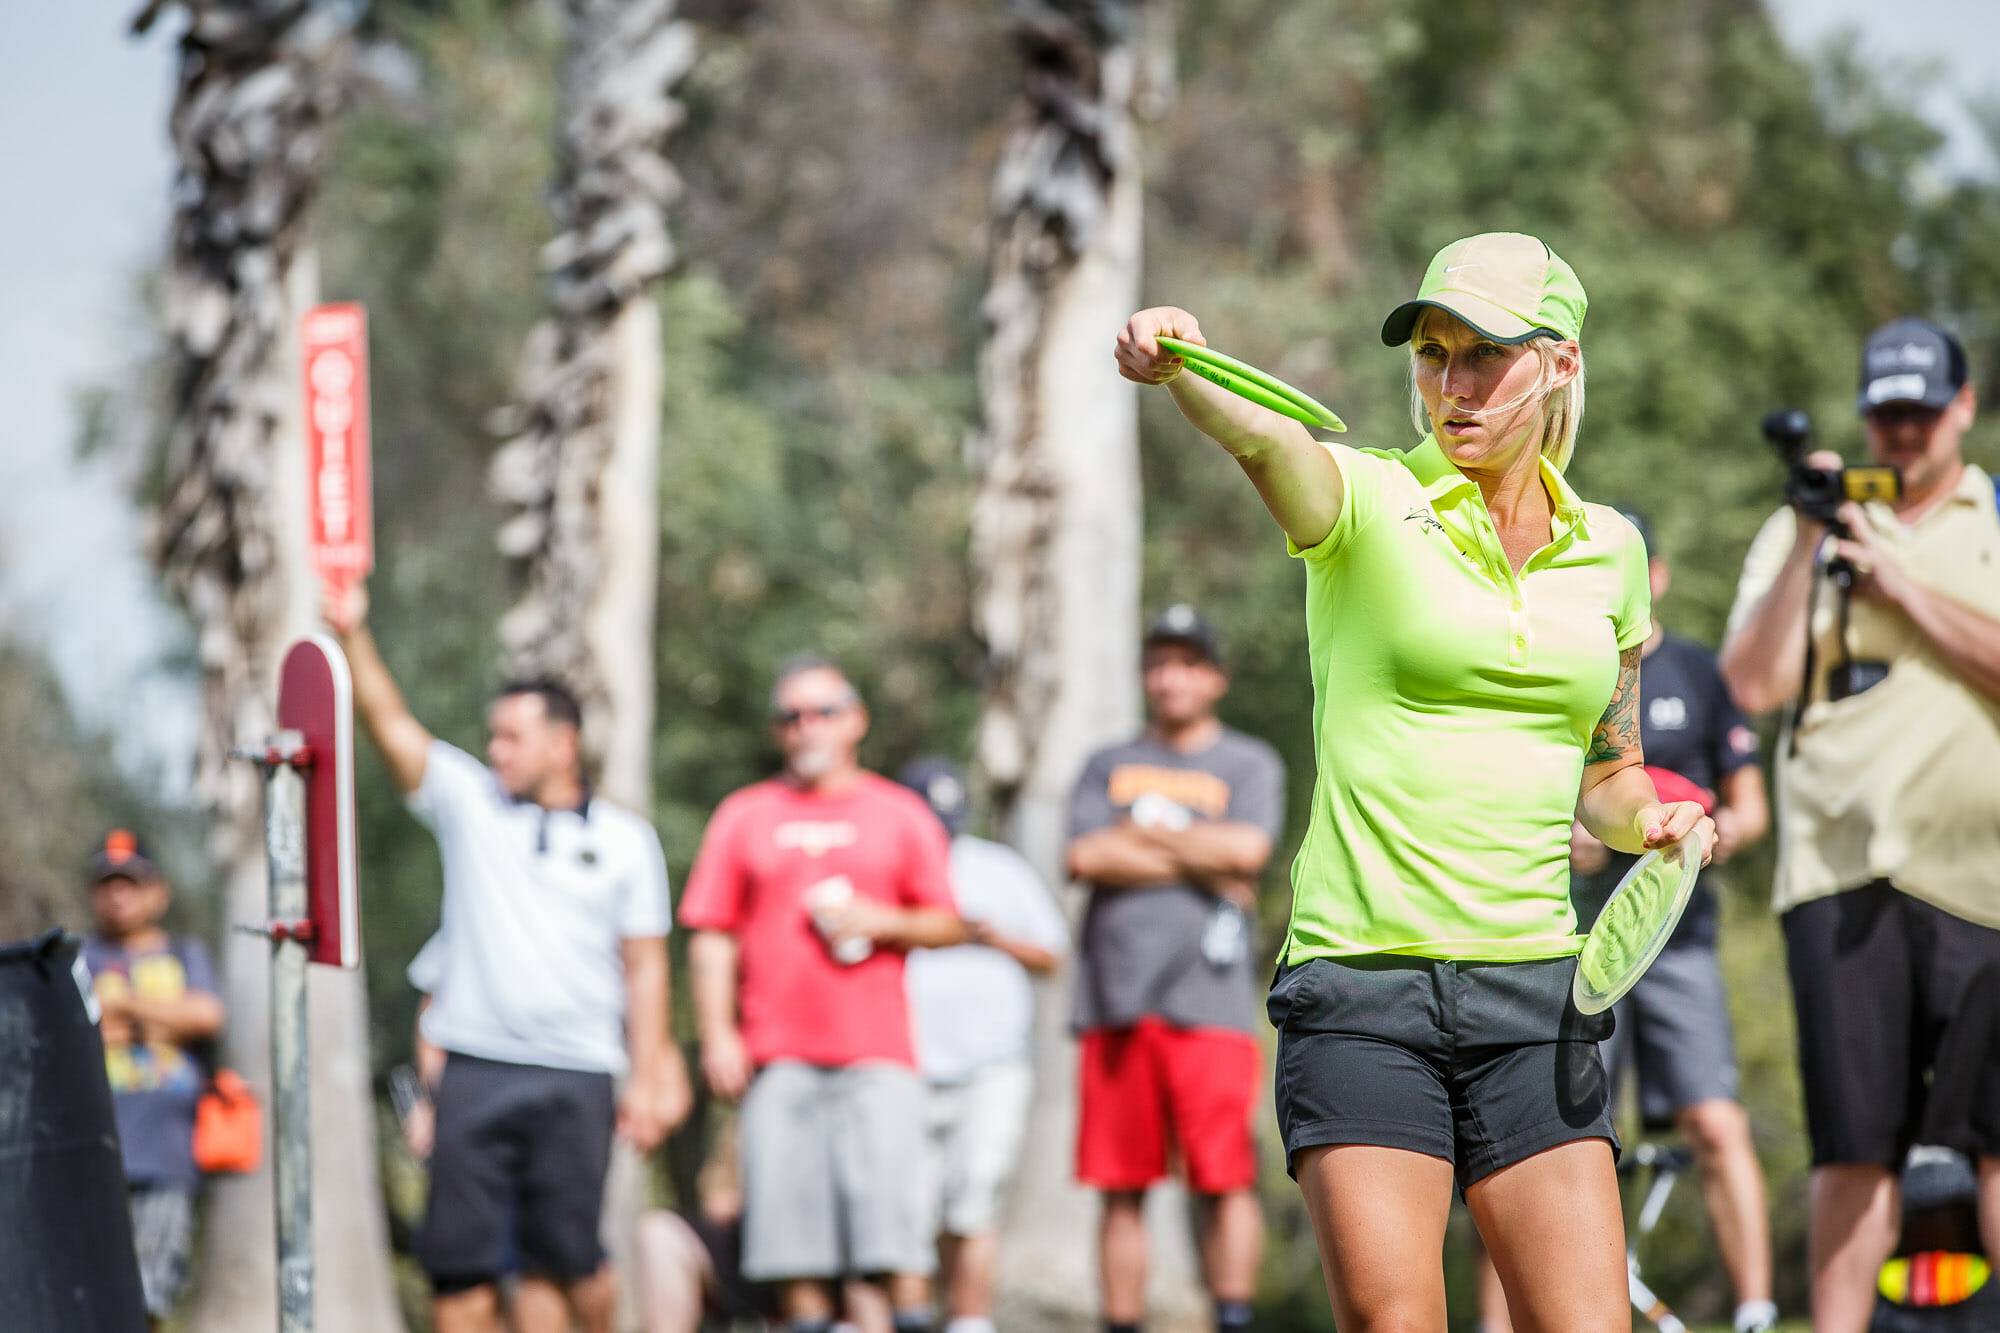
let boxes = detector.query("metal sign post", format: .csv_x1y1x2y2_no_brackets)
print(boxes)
237,638,356,1329
239,731,318,1333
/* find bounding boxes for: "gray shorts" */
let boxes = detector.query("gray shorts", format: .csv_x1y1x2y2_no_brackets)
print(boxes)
917,1062,1033,1239
739,1061,933,1281
1269,955,1615,1190
129,1182,196,1319
1601,944,1739,1126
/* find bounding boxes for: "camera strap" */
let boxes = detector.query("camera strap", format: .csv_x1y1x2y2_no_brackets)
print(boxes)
1789,534,1838,758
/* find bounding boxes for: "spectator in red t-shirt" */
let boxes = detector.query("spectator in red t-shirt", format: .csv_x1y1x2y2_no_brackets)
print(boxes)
681,655,966,1333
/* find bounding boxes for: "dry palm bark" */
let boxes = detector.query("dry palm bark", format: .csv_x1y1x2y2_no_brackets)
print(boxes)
138,1,405,1327
485,4,695,1327
971,2,1197,1326
489,0,695,814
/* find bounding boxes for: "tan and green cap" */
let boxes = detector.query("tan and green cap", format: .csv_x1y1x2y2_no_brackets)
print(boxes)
1380,232,1587,347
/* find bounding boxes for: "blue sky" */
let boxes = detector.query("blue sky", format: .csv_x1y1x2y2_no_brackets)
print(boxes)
1,0,1995,787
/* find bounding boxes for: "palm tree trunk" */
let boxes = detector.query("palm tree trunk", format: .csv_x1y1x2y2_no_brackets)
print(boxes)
970,3,1195,1328
487,5,695,1328
139,2,405,1327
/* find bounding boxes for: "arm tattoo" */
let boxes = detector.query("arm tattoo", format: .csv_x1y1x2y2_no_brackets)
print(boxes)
1586,645,1643,765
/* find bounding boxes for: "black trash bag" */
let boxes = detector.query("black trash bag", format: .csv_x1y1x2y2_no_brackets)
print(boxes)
0,929,148,1332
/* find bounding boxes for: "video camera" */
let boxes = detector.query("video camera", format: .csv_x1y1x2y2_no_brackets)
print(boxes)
1761,408,1901,533
1763,409,1897,706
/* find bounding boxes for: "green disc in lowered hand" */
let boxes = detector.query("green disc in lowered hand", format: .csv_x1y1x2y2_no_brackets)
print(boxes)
1572,830,1705,1015
1156,337,1347,432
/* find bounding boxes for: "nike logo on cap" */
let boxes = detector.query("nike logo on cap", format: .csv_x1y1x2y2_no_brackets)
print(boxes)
1443,263,1480,274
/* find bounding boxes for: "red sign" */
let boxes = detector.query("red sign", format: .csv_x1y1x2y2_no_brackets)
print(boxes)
301,304,373,597
278,636,360,969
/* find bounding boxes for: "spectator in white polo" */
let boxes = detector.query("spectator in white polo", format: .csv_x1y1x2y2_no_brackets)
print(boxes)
328,584,691,1333
898,759,1069,1333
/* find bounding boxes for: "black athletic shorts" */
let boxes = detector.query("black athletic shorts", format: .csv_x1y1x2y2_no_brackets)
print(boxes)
1783,882,2000,1167
419,1052,617,1290
1268,954,1616,1189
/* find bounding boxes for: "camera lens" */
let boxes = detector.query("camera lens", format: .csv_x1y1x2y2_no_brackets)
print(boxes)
1762,408,1812,449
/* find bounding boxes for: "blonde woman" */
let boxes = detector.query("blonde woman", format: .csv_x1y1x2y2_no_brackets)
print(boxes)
1116,233,1715,1331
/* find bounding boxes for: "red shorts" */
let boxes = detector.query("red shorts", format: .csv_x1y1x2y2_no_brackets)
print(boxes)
1076,1017,1261,1194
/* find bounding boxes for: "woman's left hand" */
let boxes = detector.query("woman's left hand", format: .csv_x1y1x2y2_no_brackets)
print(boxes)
1634,801,1716,866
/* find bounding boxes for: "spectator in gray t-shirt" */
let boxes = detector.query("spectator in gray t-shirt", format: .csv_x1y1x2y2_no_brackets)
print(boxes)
1065,605,1285,1333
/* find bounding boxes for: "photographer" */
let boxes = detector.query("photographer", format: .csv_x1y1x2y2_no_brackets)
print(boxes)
1720,317,2000,1333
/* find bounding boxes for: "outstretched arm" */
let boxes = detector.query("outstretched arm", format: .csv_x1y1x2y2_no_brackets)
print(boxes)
324,583,433,795
1117,307,1345,548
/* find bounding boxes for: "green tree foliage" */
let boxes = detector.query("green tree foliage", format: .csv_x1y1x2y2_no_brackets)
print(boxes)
317,0,1008,1063
0,637,201,944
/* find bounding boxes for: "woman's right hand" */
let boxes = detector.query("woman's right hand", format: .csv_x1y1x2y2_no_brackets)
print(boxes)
1117,304,1343,549
1116,307,1206,385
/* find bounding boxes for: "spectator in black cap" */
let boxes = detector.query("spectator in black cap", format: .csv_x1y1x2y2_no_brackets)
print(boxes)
80,830,225,1329
1721,316,2000,1332
1064,607,1285,1333
897,759,1068,1333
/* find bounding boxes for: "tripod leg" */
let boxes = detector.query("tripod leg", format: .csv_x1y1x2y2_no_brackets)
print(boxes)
1627,1262,1686,1333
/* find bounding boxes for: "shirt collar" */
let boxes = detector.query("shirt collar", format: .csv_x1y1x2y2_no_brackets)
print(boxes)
508,782,593,820
1406,434,1592,538
1945,461,1990,508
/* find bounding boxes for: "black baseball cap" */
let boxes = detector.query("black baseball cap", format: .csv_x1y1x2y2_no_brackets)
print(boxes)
89,829,160,885
1142,604,1223,666
1857,317,1967,414
897,758,970,836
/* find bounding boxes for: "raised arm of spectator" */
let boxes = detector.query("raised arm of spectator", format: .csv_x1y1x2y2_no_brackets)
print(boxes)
689,930,751,1102
617,935,691,1153
323,582,433,794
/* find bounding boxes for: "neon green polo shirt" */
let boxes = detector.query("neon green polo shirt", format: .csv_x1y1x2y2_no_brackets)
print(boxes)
1283,435,1650,962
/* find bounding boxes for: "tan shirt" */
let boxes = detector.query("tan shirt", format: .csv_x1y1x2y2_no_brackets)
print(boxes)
1726,464,2000,924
